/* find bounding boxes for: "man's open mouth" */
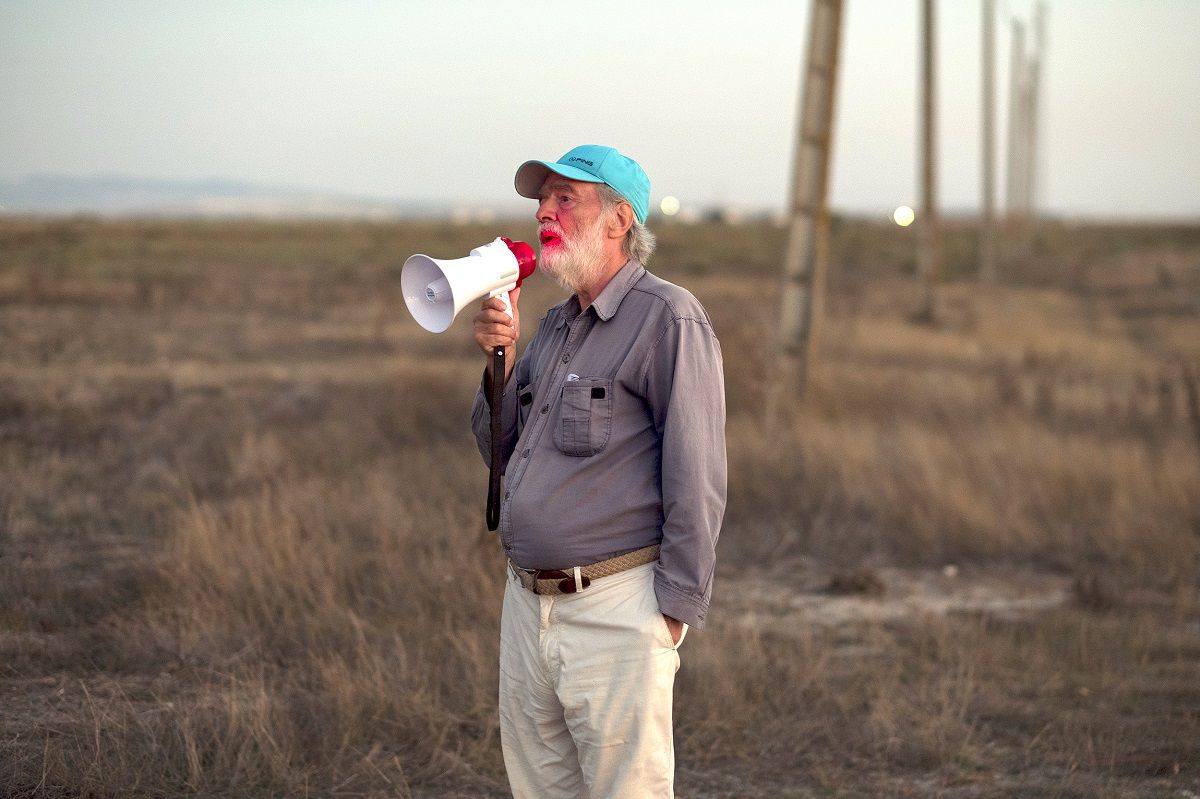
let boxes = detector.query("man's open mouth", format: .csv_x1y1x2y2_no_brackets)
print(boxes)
539,230,561,247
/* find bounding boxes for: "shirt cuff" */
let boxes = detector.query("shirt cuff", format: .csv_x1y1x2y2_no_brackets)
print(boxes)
653,574,709,631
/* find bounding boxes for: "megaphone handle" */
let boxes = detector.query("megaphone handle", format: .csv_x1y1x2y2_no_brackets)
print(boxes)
496,289,513,320
486,345,505,531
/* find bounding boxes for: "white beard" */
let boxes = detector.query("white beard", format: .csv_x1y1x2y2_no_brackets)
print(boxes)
539,213,609,294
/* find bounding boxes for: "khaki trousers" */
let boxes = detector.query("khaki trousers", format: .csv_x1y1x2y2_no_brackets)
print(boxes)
499,562,686,798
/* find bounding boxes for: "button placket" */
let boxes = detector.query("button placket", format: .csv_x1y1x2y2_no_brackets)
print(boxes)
502,312,591,539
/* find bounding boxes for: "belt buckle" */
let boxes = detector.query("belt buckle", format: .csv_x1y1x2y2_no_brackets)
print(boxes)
511,559,595,597
519,567,592,595
540,568,590,594
533,569,563,595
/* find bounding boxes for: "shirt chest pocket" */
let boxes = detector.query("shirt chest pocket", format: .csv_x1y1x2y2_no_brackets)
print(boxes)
553,377,613,457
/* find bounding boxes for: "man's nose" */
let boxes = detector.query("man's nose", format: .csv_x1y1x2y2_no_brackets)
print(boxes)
536,198,555,223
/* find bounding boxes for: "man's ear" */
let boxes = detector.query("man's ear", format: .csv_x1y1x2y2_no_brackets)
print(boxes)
607,202,634,240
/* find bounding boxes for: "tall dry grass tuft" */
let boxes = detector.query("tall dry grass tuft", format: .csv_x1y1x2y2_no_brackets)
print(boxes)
23,449,512,795
150,448,508,787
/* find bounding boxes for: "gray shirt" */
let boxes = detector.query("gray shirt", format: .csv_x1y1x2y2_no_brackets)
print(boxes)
471,260,727,629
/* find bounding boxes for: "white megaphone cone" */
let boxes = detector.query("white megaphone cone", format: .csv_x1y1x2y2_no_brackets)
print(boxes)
401,237,537,333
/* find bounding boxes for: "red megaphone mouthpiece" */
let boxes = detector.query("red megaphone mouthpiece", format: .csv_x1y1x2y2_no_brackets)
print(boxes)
501,237,537,287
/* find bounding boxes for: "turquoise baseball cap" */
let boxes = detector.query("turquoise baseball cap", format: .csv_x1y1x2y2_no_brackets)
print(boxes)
514,144,651,224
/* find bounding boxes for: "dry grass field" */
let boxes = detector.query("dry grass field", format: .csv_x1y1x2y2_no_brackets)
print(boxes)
1,215,1198,797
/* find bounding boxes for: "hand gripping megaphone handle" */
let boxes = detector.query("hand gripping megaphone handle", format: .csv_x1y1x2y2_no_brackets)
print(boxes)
400,237,534,532
486,238,535,532
401,237,535,334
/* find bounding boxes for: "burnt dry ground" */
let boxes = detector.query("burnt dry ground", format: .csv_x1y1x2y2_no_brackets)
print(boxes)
1,217,1199,797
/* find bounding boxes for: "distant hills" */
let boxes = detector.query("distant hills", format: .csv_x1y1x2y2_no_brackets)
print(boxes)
0,174,778,224
0,174,509,220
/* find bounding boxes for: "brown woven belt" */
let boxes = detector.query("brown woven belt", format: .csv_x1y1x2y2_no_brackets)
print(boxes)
509,544,660,596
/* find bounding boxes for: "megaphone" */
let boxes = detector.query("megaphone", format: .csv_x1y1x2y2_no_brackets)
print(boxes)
402,237,537,333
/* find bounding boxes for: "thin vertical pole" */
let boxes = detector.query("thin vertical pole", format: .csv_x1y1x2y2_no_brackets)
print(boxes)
917,0,940,322
1025,1,1047,218
767,0,844,425
980,0,997,281
1006,20,1027,221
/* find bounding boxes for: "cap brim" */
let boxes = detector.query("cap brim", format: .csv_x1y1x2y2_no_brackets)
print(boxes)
514,159,605,199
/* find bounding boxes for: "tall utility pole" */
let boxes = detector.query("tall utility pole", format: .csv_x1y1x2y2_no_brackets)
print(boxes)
1006,3,1047,245
979,0,997,281
768,0,844,424
1025,1,1047,217
917,0,940,321
1006,20,1029,221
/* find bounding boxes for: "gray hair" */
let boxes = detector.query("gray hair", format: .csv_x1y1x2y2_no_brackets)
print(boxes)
596,184,657,265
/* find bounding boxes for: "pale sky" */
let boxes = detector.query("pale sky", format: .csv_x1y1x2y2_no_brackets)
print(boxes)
2,1,1198,219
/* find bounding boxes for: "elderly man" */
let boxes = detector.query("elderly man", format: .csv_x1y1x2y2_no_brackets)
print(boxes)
471,144,727,798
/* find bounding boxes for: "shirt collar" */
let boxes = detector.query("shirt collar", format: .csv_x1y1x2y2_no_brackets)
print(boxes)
553,260,645,328
591,259,644,322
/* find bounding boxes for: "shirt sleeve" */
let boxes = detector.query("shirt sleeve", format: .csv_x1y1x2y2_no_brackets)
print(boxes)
642,314,727,630
470,361,520,469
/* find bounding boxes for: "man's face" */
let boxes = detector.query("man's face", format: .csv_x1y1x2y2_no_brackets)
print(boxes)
536,177,602,250
536,177,610,292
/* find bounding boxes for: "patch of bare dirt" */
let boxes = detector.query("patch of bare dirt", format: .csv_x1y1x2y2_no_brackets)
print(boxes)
723,563,1072,636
